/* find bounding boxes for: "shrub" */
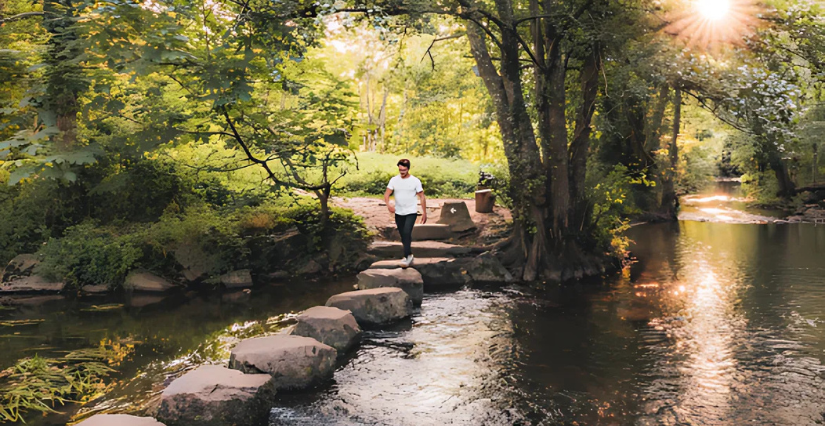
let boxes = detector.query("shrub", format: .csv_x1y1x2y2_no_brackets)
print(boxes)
34,223,141,290
284,204,370,252
334,153,479,198
135,206,249,278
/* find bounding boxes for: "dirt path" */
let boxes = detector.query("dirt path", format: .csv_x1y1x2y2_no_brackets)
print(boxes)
332,196,512,245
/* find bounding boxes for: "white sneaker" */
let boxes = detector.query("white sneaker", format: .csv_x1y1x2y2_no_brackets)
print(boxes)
406,255,414,266
400,255,413,268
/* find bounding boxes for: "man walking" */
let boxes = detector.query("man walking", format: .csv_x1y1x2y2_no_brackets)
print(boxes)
384,159,426,267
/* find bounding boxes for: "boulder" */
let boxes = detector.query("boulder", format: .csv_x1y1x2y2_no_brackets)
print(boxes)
291,306,362,352
125,271,177,292
173,242,211,282
76,414,166,426
436,201,476,232
356,268,424,304
462,252,514,284
81,284,110,294
0,275,65,293
368,258,470,287
220,269,253,288
1,254,39,282
157,365,274,426
295,259,322,275
229,335,336,391
325,287,413,326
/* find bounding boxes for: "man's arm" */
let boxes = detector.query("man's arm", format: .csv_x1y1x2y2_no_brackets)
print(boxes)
384,188,395,214
418,191,427,224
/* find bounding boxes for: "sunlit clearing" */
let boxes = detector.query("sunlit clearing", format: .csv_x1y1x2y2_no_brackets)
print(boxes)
696,0,730,21
664,0,760,50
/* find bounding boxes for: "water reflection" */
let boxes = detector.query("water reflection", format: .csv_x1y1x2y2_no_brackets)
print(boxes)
6,221,825,425
633,222,825,425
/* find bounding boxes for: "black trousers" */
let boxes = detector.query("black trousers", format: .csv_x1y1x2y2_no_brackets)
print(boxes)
394,213,417,257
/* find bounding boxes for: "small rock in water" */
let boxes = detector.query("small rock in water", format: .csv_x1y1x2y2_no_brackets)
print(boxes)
76,414,166,426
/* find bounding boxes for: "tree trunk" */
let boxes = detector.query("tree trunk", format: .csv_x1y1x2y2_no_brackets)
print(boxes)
660,87,681,217
568,47,601,230
767,149,796,197
646,85,670,151
44,0,86,151
542,38,570,235
466,15,547,281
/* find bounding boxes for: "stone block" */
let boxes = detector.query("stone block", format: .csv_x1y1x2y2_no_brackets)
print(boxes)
292,306,362,353
125,271,177,292
220,269,253,288
157,365,274,426
229,335,336,391
76,414,166,426
436,201,476,232
325,287,413,326
356,268,424,304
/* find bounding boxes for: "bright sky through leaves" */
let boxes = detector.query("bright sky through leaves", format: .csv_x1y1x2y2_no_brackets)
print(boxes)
665,0,758,50
696,0,731,21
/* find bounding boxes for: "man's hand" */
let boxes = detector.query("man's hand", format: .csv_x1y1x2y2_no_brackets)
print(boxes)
384,187,394,215
421,212,427,224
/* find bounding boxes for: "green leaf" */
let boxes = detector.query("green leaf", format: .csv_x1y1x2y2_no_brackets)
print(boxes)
8,167,35,185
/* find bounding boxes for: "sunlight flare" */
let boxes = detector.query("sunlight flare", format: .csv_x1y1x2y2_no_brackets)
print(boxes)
664,0,760,49
696,0,730,21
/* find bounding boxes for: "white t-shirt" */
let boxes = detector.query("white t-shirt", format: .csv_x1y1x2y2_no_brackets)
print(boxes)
387,175,423,216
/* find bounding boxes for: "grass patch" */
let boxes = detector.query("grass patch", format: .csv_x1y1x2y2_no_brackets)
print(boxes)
0,348,119,423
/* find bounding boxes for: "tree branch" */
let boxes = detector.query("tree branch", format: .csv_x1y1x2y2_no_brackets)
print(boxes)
0,11,52,24
421,33,466,71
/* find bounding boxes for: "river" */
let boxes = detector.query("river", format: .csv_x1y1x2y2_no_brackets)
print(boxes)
3,185,825,425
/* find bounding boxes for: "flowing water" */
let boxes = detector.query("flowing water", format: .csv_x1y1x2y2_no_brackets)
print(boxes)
3,184,825,425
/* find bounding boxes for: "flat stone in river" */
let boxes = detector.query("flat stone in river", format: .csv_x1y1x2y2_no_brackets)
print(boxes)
325,287,413,326
76,414,166,426
356,268,424,304
156,365,273,426
229,335,337,391
291,306,362,352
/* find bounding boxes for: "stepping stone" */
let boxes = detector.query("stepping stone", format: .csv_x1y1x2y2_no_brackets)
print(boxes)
291,306,362,353
125,271,177,292
368,257,470,287
157,365,273,426
325,287,413,326
229,335,336,391
77,414,166,426
411,224,452,241
356,268,424,304
369,253,514,285
437,201,476,232
219,269,253,288
368,241,475,259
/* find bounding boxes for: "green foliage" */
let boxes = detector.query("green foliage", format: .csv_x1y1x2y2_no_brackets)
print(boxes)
587,165,643,256
335,153,479,198
0,348,114,423
740,171,782,206
285,204,370,253
34,223,140,290
677,144,716,194
136,206,249,278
